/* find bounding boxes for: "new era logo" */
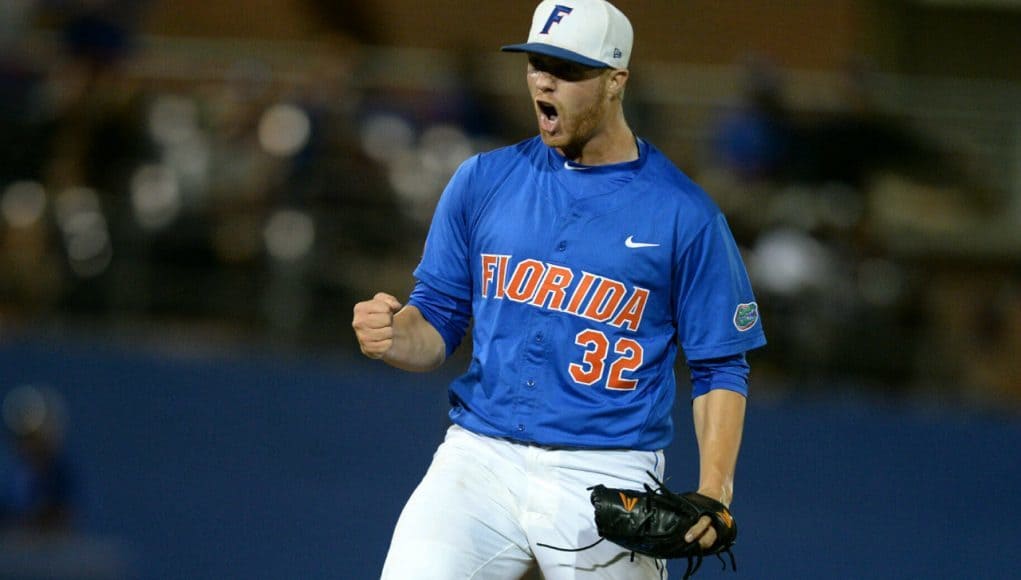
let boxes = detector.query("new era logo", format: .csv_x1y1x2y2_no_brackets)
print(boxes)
613,48,622,59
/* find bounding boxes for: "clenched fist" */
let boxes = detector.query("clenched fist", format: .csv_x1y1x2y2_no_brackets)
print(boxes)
352,292,403,359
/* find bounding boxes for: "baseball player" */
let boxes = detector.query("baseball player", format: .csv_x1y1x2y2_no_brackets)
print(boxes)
352,1,766,578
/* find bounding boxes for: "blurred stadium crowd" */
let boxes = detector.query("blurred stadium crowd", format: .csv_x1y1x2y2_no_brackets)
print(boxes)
0,1,1018,409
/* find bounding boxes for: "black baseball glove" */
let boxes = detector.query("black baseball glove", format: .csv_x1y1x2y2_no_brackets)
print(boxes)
590,472,737,578
538,472,737,580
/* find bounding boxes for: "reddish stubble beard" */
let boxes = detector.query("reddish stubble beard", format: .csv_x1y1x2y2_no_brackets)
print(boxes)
534,78,610,161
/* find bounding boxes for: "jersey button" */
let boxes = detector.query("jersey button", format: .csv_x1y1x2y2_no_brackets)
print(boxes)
526,379,535,388
516,424,525,432
535,333,543,343
557,241,567,251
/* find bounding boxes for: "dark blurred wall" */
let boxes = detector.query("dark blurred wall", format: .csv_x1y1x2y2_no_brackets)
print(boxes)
888,2,1021,80
319,0,865,69
133,0,864,68
140,0,324,40
132,0,1021,80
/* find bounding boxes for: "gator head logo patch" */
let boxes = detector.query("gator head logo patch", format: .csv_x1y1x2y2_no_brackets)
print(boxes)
733,302,759,331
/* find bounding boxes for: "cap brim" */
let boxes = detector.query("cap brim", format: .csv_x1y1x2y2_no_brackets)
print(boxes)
501,43,610,69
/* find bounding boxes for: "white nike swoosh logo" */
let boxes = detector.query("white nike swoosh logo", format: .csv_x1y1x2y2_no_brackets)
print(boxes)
625,236,659,248
564,161,590,171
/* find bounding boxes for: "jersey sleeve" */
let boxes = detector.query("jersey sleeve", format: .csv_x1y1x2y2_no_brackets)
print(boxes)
412,155,479,302
688,353,750,399
407,279,472,357
675,213,766,360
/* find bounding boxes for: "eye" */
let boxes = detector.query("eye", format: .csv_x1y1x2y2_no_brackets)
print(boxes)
556,65,590,82
528,55,602,82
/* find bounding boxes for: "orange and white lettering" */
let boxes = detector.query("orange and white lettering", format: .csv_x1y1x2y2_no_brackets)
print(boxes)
607,337,643,391
565,271,598,315
480,254,510,299
478,255,649,333
610,287,649,332
568,331,644,390
531,264,574,310
495,255,508,298
582,278,627,323
481,254,496,298
569,329,608,386
505,259,545,303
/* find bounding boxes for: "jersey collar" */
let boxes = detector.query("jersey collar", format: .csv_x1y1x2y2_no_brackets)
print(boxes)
549,137,648,174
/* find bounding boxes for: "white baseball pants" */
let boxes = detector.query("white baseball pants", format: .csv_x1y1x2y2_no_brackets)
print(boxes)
381,424,667,579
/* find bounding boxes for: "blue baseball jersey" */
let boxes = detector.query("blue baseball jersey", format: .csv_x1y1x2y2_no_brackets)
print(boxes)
411,136,765,450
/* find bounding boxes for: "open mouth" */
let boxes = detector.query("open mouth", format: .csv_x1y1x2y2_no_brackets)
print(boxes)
536,100,559,133
538,101,558,119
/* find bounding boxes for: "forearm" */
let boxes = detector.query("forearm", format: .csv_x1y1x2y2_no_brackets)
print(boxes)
692,388,747,506
382,305,447,372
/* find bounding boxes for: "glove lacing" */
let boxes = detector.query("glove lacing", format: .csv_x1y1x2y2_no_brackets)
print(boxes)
536,535,663,573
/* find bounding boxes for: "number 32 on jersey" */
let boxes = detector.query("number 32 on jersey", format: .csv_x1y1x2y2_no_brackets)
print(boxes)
568,329,644,391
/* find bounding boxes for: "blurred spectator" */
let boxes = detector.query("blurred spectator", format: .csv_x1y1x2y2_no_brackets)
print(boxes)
1,385,78,534
790,57,957,192
712,56,793,184
45,0,146,70
704,57,957,390
0,2,51,188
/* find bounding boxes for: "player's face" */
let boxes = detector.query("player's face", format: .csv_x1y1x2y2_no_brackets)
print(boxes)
526,54,614,156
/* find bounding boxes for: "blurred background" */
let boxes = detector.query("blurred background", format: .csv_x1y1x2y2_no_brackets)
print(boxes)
0,0,1018,578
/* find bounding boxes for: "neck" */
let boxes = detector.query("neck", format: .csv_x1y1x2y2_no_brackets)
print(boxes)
559,110,637,166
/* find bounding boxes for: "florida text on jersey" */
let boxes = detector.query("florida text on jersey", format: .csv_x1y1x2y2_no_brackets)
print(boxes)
412,136,766,451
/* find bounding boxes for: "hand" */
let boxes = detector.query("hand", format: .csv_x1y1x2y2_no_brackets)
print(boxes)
684,488,729,549
352,292,402,359
683,515,717,550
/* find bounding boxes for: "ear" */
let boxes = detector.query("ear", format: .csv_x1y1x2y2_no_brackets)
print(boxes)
607,69,629,100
